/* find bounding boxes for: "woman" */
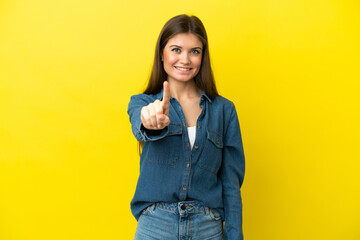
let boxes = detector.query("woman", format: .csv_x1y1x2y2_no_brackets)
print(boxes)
127,14,245,240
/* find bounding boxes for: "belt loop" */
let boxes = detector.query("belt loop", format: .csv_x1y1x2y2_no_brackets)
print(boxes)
149,203,156,211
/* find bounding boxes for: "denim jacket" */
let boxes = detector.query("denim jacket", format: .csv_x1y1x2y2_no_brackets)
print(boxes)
127,88,245,240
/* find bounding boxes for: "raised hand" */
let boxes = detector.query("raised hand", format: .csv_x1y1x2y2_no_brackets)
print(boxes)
141,81,171,130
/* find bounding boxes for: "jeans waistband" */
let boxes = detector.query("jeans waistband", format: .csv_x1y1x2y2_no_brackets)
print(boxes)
152,201,211,215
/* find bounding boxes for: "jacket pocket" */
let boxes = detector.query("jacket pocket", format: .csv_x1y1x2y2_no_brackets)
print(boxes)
199,130,223,174
144,124,182,165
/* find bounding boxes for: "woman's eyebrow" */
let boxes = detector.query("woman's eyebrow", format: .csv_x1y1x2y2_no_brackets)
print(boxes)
169,44,202,50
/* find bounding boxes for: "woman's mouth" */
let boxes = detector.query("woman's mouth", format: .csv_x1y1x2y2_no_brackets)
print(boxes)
174,66,192,72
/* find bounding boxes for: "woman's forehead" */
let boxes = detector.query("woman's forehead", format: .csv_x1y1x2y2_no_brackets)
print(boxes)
166,33,203,49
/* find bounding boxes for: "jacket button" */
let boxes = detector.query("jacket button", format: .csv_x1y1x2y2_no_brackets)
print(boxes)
197,125,201,128
194,145,199,150
183,187,187,191
186,163,190,168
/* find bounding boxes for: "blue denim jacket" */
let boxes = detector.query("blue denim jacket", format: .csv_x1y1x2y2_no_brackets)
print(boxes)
127,88,245,240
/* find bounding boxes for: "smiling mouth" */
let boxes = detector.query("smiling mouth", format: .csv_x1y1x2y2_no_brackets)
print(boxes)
174,66,192,71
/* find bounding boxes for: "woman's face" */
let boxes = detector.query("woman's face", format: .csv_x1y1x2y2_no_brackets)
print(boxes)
162,33,203,84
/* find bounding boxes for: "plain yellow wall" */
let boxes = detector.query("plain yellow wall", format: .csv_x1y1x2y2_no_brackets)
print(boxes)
0,0,359,239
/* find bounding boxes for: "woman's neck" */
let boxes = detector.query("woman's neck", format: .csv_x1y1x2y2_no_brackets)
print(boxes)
167,79,201,101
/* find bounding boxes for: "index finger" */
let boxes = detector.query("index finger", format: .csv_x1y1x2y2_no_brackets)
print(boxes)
162,81,170,111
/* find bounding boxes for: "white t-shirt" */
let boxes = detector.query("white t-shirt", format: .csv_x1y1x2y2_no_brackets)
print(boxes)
187,126,196,150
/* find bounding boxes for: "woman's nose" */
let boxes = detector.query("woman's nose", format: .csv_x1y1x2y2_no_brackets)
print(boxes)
179,53,190,64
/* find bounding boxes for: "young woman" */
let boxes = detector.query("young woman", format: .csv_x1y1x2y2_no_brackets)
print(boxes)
127,14,245,240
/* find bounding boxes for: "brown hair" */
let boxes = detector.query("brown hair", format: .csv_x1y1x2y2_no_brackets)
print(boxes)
143,14,218,99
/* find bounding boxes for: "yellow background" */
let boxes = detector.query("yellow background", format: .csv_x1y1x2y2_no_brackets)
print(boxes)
0,0,359,239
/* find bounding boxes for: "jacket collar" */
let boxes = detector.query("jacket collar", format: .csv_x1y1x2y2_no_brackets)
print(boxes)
155,88,212,103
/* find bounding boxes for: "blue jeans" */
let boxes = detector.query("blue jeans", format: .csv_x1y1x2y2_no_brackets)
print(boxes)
134,201,224,240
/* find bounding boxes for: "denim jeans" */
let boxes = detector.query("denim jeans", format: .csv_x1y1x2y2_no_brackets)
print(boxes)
134,201,224,240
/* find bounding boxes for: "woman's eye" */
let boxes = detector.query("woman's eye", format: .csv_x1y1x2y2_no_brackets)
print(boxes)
191,50,200,54
171,48,180,53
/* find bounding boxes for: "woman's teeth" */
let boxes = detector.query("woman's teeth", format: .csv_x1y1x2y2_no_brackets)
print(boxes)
175,66,191,71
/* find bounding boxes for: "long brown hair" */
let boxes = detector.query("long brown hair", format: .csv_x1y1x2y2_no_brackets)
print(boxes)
139,14,218,153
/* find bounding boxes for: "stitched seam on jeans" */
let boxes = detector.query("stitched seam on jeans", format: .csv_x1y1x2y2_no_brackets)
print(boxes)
156,205,177,212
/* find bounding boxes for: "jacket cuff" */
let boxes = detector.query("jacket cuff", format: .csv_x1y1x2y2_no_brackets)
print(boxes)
224,221,244,240
136,122,169,141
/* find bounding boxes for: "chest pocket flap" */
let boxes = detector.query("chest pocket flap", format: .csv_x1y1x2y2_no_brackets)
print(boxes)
144,123,182,165
207,130,223,148
199,130,223,174
167,123,182,136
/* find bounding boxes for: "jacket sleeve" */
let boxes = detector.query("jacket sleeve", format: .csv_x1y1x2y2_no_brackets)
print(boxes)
127,94,169,142
220,102,245,240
